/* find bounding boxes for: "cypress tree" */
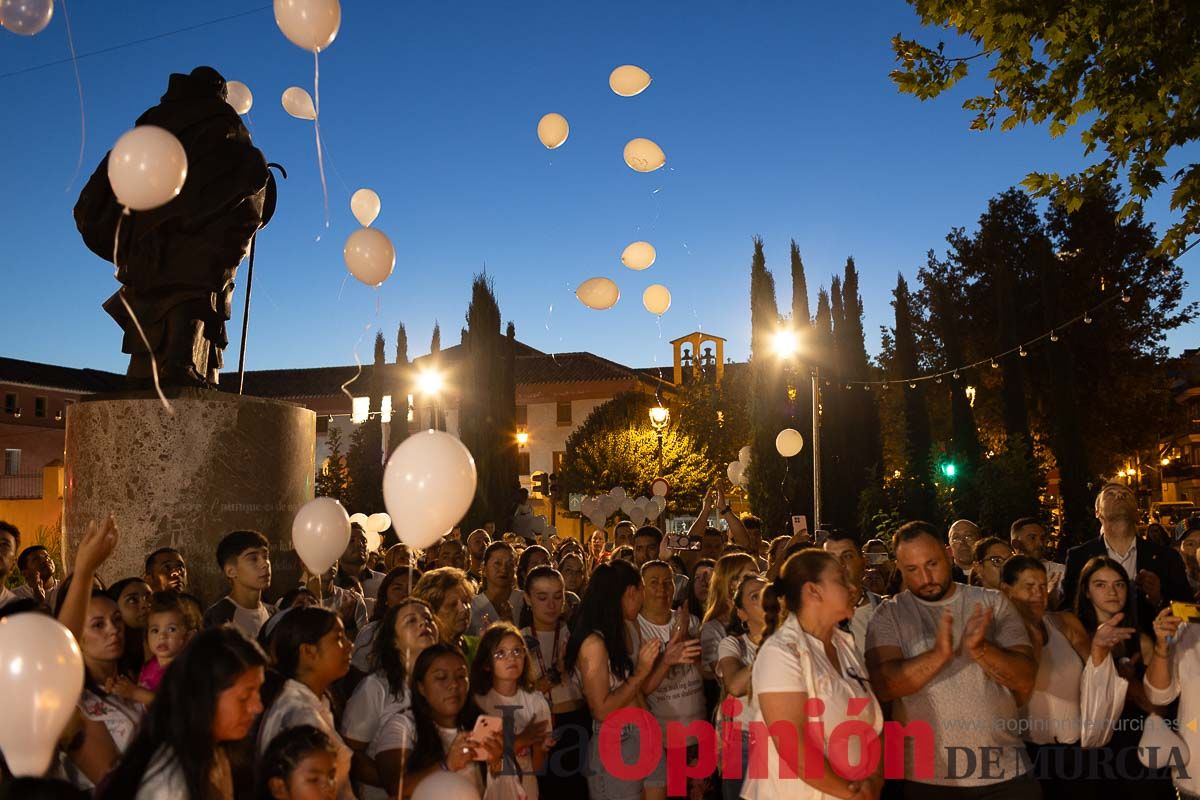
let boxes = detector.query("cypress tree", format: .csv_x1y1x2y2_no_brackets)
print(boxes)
788,241,815,522
388,323,411,456
346,333,386,514
892,274,939,522
747,237,791,535
458,275,519,532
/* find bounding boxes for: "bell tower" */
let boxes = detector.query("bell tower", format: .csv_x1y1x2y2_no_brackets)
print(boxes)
670,332,726,386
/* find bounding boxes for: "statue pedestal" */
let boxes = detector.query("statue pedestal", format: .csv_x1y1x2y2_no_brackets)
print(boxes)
63,392,315,604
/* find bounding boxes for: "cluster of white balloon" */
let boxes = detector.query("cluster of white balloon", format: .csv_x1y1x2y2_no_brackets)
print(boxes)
536,66,671,319
579,485,667,530
726,445,752,487
0,0,54,36
291,430,478,576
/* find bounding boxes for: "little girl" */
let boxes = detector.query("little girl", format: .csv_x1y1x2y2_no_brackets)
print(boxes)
471,623,553,800
259,724,340,800
139,591,196,694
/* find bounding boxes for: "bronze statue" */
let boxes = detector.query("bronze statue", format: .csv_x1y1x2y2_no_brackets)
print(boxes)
75,66,277,388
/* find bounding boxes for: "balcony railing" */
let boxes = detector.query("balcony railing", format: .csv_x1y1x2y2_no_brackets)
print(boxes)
0,472,43,500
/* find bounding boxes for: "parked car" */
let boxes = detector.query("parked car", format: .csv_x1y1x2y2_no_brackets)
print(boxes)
1150,501,1198,528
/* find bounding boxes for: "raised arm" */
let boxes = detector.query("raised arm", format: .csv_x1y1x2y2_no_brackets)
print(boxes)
686,486,717,541
58,516,118,641
865,607,953,703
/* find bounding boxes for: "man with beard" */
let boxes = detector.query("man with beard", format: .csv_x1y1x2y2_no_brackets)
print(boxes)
866,521,1037,799
144,547,188,593
13,544,59,608
338,523,385,605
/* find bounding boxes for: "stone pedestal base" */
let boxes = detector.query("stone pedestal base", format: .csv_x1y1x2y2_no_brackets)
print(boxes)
64,391,315,605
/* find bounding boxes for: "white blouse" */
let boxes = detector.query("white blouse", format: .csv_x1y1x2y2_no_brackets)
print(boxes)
741,614,882,800
258,679,355,800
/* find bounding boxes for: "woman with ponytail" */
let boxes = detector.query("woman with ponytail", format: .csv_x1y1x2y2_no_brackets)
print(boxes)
742,549,883,800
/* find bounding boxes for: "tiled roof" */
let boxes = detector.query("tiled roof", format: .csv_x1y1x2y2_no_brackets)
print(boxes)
0,357,124,393
515,352,669,386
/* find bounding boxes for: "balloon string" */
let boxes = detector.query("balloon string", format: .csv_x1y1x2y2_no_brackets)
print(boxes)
60,0,87,193
112,210,173,414
339,322,372,407
313,50,330,230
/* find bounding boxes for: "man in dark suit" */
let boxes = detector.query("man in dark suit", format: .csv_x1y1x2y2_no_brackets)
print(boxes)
1062,482,1191,632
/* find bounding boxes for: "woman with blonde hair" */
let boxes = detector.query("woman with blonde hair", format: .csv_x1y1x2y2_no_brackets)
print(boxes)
699,553,759,682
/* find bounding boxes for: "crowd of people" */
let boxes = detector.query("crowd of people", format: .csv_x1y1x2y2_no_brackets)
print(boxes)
1,479,1200,800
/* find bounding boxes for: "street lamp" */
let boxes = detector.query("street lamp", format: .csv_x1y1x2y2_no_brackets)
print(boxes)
649,404,670,467
516,430,530,447
773,326,823,531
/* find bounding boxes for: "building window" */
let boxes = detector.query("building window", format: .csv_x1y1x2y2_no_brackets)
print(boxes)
406,394,415,423
34,397,47,418
552,450,565,473
515,404,528,426
381,395,393,424
3,449,19,476
518,452,531,475
351,396,370,424
3,394,15,415
556,401,572,426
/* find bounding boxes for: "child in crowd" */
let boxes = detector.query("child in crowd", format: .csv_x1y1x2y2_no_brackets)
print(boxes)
258,724,340,800
470,623,553,800
138,591,197,694
203,530,276,639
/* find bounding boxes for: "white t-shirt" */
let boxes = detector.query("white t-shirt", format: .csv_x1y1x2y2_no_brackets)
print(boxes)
741,615,882,800
258,679,354,800
520,624,584,708
847,592,880,663
341,671,412,754
715,633,759,726
351,619,381,673
232,602,272,640
864,584,1032,787
135,746,233,800
431,725,485,796
638,612,705,726
1145,620,1200,795
475,687,552,800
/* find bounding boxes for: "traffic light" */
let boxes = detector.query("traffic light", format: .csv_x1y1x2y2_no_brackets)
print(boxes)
548,473,559,497
532,472,549,495
939,460,958,481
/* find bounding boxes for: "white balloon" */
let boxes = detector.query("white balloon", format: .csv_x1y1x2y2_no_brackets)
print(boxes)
1139,713,1189,768
107,126,187,212
629,510,646,527
738,445,752,465
642,284,671,316
0,0,53,36
621,498,637,516
411,768,481,800
225,80,253,115
384,430,477,549
537,113,569,149
727,460,743,485
609,64,652,97
609,486,627,502
579,497,597,517
344,227,396,286
351,188,381,227
623,138,666,172
601,497,620,518
576,277,620,310
282,86,317,120
651,495,667,514
274,0,341,52
364,529,382,553
292,497,351,575
589,515,607,530
776,428,804,458
368,512,392,533
621,241,656,271
531,516,547,535
0,614,83,776
349,512,369,528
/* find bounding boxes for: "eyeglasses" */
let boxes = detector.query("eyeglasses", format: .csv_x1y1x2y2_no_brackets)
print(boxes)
983,556,1007,567
493,647,527,661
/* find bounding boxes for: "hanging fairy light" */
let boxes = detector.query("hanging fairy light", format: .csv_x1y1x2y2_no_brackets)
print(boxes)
1050,330,1059,342
990,359,999,369
1019,346,1027,357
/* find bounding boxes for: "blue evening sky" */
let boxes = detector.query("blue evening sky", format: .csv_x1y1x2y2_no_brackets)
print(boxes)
1,1,1195,377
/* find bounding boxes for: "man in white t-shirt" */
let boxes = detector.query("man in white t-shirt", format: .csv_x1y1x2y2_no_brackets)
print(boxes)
865,521,1037,799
